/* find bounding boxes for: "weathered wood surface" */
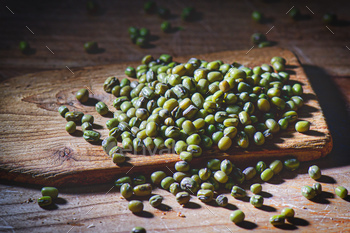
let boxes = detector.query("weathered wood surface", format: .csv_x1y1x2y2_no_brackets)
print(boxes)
0,48,332,186
0,1,349,232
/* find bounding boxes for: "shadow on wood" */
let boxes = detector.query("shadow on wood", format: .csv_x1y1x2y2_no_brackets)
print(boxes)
236,220,258,229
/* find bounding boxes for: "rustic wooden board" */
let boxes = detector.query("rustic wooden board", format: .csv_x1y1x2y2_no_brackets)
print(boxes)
0,48,332,186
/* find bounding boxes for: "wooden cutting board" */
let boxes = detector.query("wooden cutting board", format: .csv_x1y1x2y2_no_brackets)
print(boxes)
0,48,332,187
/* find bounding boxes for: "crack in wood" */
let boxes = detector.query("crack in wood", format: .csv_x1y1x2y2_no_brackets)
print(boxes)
52,147,77,164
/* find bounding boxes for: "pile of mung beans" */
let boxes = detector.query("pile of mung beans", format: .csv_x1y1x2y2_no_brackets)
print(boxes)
97,54,310,164
57,53,349,231
60,54,312,164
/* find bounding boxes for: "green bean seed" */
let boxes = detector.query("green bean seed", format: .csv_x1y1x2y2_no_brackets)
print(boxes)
83,130,101,142
231,186,246,199
169,182,181,195
212,131,224,144
313,183,322,195
250,194,264,208
278,118,289,130
201,182,215,191
199,168,212,181
161,177,175,190
221,159,233,175
250,183,262,194
175,161,190,172
295,121,310,133
282,111,298,123
38,196,52,207
197,189,214,203
133,175,147,186
214,170,228,183
291,96,304,108
180,177,199,193
81,115,94,125
128,200,144,213
151,171,166,185
231,167,245,184
292,83,303,96
112,152,126,164
179,151,193,162
131,226,146,233
84,41,98,53
176,191,191,205
270,215,285,226
216,195,228,207
58,106,69,117
284,158,300,171
133,184,152,196
243,167,256,180
103,77,120,93
65,111,84,122
252,11,263,22
109,146,122,158
149,195,163,207
161,21,171,32
186,133,201,145
218,136,232,151
207,177,220,191
19,41,30,53
207,159,221,171
121,137,132,150
281,208,295,219
224,126,237,139
230,210,245,224
125,66,136,78
265,119,280,134
173,172,188,183
120,183,133,199
253,132,265,146
273,62,285,72
187,145,202,157
270,160,283,174
261,168,274,182
192,174,201,185
115,176,132,189
102,136,118,154
235,131,249,148
95,101,109,115
335,186,348,199
308,165,321,180
41,187,59,199
256,161,267,174
65,121,76,134
301,185,316,199
159,54,172,63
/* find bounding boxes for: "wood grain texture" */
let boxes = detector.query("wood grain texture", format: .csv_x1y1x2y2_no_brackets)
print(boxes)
0,165,349,233
0,48,332,186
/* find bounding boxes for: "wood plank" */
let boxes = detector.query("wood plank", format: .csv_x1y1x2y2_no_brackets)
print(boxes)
0,165,349,232
0,48,332,186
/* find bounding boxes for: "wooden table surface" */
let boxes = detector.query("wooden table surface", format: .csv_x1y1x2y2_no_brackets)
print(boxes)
1,0,350,232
